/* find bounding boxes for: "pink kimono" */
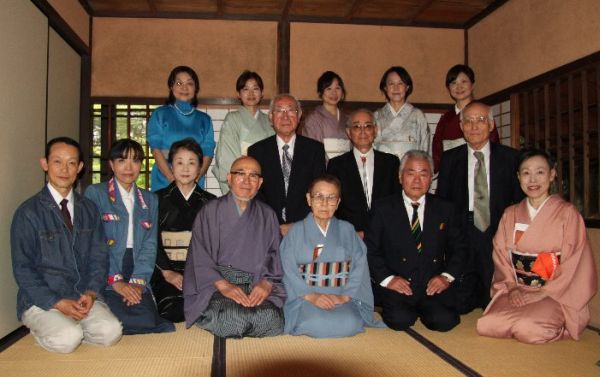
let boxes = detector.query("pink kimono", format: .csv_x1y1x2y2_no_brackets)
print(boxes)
477,195,597,343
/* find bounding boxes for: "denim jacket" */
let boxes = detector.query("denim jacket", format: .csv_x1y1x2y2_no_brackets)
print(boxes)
11,186,108,320
84,178,158,291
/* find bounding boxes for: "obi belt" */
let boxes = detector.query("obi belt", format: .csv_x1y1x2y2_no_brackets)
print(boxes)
298,260,351,287
161,231,192,261
510,250,561,288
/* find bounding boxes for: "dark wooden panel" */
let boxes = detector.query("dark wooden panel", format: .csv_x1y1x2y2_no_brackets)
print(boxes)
291,0,355,17
87,0,151,12
223,0,284,15
155,0,218,13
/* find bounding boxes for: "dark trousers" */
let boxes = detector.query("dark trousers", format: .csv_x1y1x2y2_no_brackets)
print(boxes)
381,287,459,332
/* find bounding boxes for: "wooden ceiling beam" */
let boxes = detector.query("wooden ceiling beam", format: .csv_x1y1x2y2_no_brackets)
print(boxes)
345,0,363,20
146,0,157,14
406,0,435,25
282,0,293,19
216,0,224,17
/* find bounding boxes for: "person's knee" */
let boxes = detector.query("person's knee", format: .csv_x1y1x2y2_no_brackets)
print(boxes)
382,309,417,331
512,318,563,344
39,325,84,353
94,317,123,346
422,311,459,332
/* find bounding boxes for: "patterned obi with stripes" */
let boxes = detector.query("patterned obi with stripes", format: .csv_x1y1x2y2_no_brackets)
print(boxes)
298,260,351,287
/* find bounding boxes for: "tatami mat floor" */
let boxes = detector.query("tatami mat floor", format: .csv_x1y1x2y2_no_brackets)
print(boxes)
1,313,599,377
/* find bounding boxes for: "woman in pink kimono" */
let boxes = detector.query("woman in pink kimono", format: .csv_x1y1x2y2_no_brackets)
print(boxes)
477,148,597,344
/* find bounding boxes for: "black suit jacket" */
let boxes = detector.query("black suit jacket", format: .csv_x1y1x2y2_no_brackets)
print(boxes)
248,135,326,224
327,150,401,231
365,193,467,292
436,142,524,236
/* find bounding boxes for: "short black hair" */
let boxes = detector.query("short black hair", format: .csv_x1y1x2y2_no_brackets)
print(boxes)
445,64,475,88
317,71,346,101
168,138,203,164
108,139,145,162
517,147,556,172
236,70,264,92
308,174,342,196
379,66,413,101
166,65,200,107
46,136,83,162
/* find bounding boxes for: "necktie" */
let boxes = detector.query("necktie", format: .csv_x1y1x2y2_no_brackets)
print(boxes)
361,155,370,209
411,203,422,253
473,151,490,231
281,144,292,222
60,199,73,231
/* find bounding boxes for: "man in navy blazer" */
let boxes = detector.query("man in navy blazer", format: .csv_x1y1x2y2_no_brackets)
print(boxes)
366,150,467,331
437,101,523,313
248,94,326,236
327,109,401,238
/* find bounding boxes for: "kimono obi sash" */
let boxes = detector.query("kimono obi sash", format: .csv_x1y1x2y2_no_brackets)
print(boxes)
161,231,192,261
298,260,351,287
510,249,561,288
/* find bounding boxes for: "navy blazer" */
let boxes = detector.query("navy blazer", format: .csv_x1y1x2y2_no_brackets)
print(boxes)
436,142,524,235
365,193,467,290
327,149,401,231
248,134,326,224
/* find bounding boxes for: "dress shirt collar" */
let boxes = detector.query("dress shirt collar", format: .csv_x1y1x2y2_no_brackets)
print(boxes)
352,146,374,160
402,191,426,208
46,183,74,207
116,180,134,201
276,133,297,157
467,140,491,158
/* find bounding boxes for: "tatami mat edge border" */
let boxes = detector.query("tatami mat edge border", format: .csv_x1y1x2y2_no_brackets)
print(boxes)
405,328,482,377
211,336,226,377
0,326,29,353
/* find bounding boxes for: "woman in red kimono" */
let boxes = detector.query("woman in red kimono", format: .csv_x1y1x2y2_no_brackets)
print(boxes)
477,148,597,343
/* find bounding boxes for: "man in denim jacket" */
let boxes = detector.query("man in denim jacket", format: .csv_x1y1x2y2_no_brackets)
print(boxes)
11,137,122,353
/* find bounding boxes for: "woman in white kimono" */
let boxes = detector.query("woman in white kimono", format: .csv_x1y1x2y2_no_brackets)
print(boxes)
212,71,274,194
374,66,430,160
477,148,597,344
281,175,384,338
301,71,350,159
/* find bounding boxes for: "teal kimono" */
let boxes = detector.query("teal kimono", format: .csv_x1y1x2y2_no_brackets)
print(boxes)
281,215,384,338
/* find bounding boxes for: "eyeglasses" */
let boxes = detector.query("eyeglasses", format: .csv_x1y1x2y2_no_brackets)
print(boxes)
349,123,375,132
230,171,261,182
174,80,195,88
462,116,489,126
272,108,299,117
310,193,339,205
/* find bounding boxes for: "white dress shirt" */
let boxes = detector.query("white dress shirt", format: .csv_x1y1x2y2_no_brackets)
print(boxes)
352,147,375,206
116,181,135,248
47,183,75,221
276,134,296,162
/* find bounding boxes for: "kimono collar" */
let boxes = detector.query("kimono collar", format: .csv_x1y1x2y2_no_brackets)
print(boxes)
107,177,148,209
526,195,552,220
387,102,412,118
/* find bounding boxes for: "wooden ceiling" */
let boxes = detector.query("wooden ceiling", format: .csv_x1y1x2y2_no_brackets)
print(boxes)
81,0,507,28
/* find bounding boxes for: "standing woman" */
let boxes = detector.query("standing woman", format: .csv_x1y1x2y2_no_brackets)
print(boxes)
477,149,597,343
152,138,216,322
431,65,500,172
374,66,430,160
85,139,174,334
212,71,274,194
301,71,350,159
147,66,215,191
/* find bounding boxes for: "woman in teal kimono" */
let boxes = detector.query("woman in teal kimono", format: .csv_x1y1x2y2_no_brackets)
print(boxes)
212,70,274,194
281,175,384,338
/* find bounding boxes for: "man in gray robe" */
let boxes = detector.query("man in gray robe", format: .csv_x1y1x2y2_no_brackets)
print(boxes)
183,156,285,338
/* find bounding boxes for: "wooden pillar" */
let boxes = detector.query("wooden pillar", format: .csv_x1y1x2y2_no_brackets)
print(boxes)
277,20,290,94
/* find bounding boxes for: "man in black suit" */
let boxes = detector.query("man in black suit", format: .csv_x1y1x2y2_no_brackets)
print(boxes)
437,101,523,314
248,93,326,236
327,109,401,239
366,150,467,331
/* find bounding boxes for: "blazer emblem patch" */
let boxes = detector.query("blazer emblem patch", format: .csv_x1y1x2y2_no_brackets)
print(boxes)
102,213,120,222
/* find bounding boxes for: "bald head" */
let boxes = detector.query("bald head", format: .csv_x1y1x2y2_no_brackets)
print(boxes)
460,101,495,150
227,156,263,203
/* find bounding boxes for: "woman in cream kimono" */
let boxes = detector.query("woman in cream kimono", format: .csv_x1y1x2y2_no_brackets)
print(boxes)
301,71,350,159
212,71,274,194
477,149,597,344
374,66,430,160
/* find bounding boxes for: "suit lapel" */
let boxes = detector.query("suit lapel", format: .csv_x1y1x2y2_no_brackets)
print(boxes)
267,136,286,198
372,151,383,200
421,195,438,255
346,152,369,207
459,146,470,208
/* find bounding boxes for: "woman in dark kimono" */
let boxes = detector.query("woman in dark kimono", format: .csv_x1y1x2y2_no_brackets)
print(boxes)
151,138,215,322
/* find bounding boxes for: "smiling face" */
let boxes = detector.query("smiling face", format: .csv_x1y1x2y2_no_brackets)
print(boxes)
448,72,474,103
269,96,301,141
306,180,340,225
238,78,263,108
171,72,196,103
384,71,408,106
227,157,263,202
321,78,344,107
400,158,432,202
109,149,142,191
518,155,556,206
40,142,83,197
171,148,201,188
347,111,377,152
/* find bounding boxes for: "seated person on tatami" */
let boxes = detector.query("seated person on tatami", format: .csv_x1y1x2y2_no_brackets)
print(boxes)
11,137,122,353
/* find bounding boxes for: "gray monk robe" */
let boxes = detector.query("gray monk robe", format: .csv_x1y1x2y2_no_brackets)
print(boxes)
183,193,285,337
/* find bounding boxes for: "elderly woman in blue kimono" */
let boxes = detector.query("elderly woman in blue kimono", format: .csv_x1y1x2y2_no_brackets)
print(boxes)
85,139,174,334
281,174,384,338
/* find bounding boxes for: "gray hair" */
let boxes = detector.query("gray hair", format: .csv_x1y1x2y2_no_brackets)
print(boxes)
399,150,434,174
269,93,302,114
460,101,494,126
346,108,376,128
